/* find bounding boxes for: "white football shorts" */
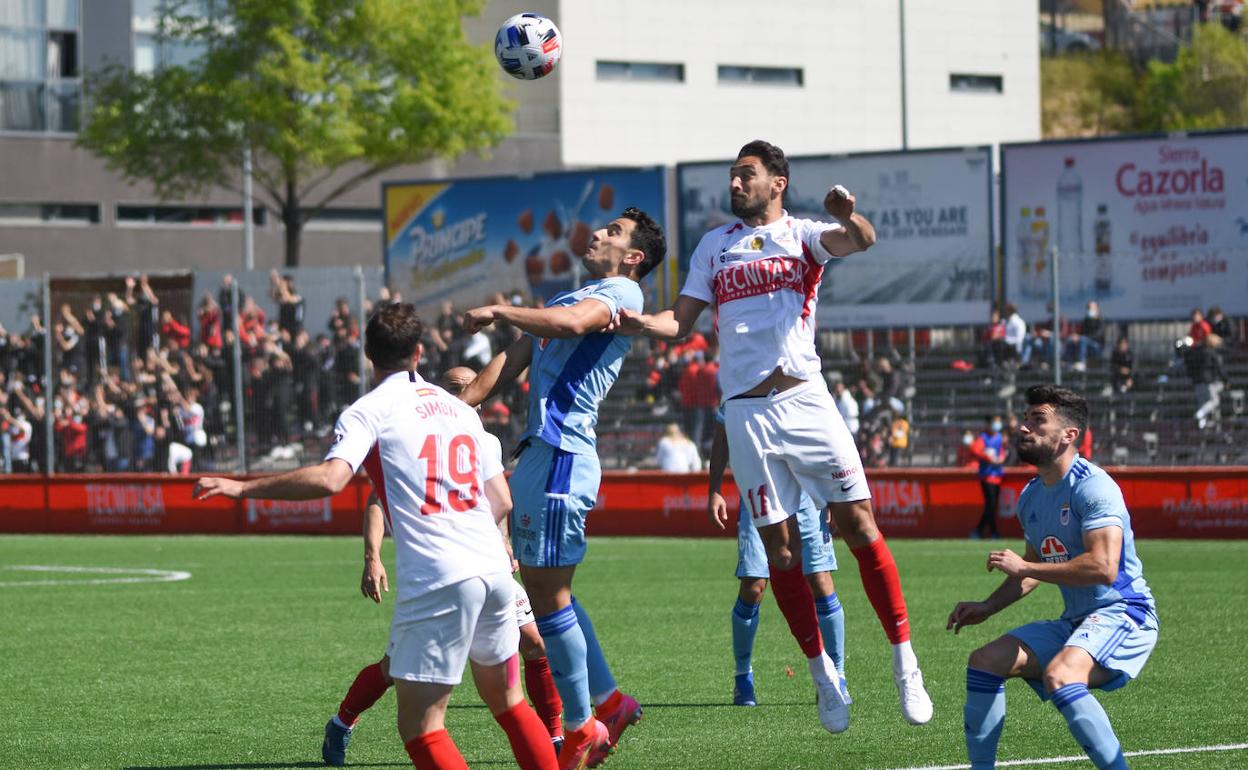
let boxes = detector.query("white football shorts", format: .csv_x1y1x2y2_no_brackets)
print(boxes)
514,579,536,628
386,571,518,684
724,379,870,528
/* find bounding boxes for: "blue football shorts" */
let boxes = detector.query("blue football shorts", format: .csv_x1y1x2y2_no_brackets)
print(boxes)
509,440,600,568
736,493,838,578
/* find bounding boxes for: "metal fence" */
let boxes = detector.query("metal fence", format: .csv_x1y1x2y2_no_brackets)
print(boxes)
1,267,382,475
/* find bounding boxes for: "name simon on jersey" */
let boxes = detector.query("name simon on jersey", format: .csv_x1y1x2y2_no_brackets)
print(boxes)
713,256,808,304
414,399,458,420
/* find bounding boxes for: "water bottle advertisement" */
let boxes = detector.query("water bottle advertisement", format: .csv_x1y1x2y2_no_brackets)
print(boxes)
677,147,994,329
383,168,666,318
1002,131,1248,321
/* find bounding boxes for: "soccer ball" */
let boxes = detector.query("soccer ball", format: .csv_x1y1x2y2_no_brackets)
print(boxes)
494,13,562,80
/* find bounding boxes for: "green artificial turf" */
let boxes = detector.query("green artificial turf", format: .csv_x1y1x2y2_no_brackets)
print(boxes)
1,536,1245,769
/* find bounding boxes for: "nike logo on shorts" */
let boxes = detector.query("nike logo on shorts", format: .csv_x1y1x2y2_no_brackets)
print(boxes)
841,481,855,492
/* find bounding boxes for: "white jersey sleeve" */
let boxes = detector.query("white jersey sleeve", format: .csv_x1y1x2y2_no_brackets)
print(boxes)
798,218,844,265
325,402,381,471
481,431,504,481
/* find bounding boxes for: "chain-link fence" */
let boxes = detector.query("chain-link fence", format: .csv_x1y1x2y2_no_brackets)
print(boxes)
1,267,382,475
3,271,1246,474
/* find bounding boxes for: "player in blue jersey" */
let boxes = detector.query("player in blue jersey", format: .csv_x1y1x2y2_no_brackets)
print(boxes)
460,207,666,770
707,411,850,731
947,385,1158,770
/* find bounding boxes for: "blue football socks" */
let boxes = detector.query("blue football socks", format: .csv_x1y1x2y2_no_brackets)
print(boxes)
731,597,761,675
1052,683,1129,770
965,667,1007,770
571,597,617,705
536,604,591,727
813,592,846,675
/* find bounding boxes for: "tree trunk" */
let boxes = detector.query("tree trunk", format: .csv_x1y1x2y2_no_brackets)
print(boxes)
283,178,301,268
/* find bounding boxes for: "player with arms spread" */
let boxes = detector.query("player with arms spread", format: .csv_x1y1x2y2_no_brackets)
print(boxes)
616,140,932,729
195,304,556,770
460,207,666,770
948,385,1158,770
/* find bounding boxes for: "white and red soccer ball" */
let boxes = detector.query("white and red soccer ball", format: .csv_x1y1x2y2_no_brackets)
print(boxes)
495,13,562,80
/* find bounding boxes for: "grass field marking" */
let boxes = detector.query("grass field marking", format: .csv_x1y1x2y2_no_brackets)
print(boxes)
0,565,193,587
878,742,1248,770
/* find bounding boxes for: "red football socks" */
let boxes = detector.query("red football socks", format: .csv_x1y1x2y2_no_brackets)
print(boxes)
495,701,559,770
767,561,824,659
337,661,391,726
851,536,911,644
404,729,469,770
524,655,564,739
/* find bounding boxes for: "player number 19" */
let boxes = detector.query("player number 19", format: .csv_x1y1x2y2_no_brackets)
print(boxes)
417,433,481,515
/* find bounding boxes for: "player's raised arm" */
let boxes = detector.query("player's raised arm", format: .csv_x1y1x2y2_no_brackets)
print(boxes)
615,294,708,342
819,185,877,258
193,458,356,501
947,542,1043,634
464,297,612,339
361,492,388,603
459,334,533,408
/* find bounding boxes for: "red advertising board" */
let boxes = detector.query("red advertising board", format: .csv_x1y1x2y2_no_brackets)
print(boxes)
1,469,1246,538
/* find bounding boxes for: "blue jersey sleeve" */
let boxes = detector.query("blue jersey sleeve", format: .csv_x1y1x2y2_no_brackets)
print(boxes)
1075,474,1127,533
584,278,643,317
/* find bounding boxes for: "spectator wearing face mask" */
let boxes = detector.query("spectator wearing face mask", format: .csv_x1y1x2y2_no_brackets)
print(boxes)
969,415,1005,539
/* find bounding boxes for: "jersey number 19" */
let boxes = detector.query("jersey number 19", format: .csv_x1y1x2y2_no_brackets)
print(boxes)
417,433,480,515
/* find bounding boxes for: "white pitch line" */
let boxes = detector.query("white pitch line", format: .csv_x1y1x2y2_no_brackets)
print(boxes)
0,565,192,587
878,742,1248,770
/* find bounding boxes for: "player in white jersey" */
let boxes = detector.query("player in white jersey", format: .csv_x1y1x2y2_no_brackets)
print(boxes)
948,386,1158,770
194,304,557,770
616,140,932,728
315,367,565,766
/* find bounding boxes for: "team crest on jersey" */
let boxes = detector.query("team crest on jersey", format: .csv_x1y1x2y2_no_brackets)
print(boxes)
749,235,765,251
1039,536,1069,563
1059,504,1071,526
538,337,551,350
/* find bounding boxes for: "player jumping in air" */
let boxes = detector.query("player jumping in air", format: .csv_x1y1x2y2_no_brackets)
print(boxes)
195,304,557,770
616,140,933,730
460,207,666,770
948,385,1158,770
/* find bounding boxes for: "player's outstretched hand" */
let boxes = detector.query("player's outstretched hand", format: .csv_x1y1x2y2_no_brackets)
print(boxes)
708,491,729,530
610,308,645,336
192,476,244,500
947,601,992,634
823,184,856,221
987,548,1028,577
361,557,388,603
462,306,498,334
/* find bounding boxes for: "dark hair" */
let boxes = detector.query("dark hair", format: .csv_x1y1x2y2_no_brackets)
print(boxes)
620,206,666,280
1025,384,1088,439
737,139,789,181
1208,305,1223,317
364,302,424,372
1003,303,1017,316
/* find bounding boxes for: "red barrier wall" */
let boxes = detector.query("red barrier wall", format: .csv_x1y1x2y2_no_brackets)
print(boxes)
2,468,1246,538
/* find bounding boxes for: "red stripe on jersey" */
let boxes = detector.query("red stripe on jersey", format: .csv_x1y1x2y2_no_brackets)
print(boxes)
713,256,807,305
362,442,392,530
799,242,824,327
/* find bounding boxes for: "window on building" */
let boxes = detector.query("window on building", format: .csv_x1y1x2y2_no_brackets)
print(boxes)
0,0,81,133
132,0,208,75
718,65,803,87
116,204,266,227
0,202,100,224
950,73,1003,93
301,207,382,232
596,60,684,82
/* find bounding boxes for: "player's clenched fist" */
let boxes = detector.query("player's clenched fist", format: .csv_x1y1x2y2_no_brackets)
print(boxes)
823,184,856,221
946,601,992,634
462,306,498,334
193,476,244,500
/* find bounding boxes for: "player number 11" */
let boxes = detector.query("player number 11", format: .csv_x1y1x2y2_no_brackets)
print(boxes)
417,433,481,515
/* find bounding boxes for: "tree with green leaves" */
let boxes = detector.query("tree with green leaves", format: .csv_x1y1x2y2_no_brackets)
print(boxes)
78,0,513,267
1141,23,1248,131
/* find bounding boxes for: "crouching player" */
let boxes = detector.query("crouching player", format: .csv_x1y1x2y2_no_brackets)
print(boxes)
948,386,1158,770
